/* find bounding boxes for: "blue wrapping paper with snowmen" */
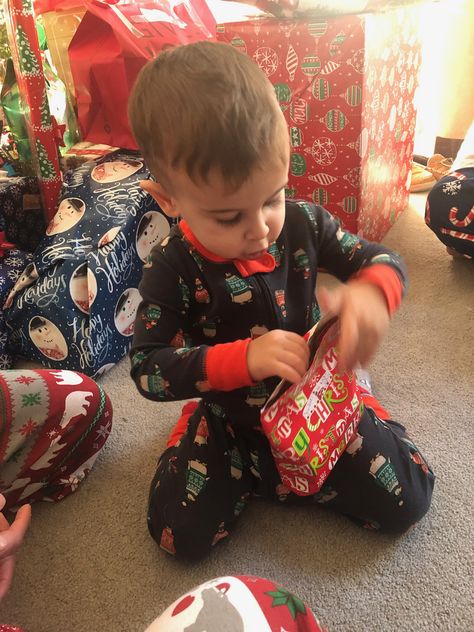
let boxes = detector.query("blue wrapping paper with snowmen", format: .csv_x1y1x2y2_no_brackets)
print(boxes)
3,153,172,378
0,248,34,369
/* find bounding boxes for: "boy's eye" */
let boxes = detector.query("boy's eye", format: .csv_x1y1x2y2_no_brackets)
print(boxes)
265,196,282,208
215,214,241,226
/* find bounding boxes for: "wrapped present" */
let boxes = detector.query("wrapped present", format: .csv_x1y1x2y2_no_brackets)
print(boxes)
229,0,436,19
0,176,46,252
147,575,326,631
60,141,120,174
68,0,216,149
4,152,174,378
217,6,422,240
4,0,63,222
0,247,33,369
37,3,86,101
261,316,366,496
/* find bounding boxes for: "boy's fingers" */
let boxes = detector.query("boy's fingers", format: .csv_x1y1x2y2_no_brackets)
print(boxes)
275,362,303,384
0,504,31,558
0,495,5,511
0,556,15,600
337,308,359,371
282,338,309,364
281,350,308,378
318,285,343,316
12,504,32,540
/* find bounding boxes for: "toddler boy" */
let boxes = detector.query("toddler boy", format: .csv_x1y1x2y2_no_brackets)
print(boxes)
128,41,434,560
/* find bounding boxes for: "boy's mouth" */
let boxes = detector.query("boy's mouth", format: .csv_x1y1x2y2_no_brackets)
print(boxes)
245,249,267,260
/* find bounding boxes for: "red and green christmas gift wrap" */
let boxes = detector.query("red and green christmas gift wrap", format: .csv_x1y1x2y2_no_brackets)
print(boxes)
3,0,62,222
146,575,326,631
217,6,422,241
261,317,364,496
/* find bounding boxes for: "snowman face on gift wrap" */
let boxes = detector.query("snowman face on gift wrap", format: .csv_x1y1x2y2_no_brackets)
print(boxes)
91,159,142,184
29,316,68,361
46,198,86,236
98,226,122,248
136,211,170,262
114,288,141,336
3,262,38,310
69,263,97,314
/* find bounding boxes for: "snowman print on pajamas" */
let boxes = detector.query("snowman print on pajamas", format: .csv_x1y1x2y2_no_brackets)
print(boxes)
91,159,142,184
136,211,170,262
114,288,141,336
29,316,68,360
46,198,86,236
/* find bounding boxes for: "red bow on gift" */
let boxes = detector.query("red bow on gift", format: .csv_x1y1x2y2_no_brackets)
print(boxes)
0,232,16,258
51,116,66,149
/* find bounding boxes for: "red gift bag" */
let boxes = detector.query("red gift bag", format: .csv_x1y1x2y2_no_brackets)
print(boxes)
261,316,365,496
68,0,216,148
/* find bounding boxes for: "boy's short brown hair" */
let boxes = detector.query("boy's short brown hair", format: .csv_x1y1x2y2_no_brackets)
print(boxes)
128,41,287,189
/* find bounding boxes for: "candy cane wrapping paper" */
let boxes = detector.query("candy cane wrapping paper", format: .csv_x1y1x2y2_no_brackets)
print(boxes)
3,0,62,222
261,316,365,496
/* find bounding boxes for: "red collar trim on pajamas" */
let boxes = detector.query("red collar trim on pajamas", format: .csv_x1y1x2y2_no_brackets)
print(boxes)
179,220,276,277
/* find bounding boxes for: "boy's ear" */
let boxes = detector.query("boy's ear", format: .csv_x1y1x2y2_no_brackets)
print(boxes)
140,180,180,218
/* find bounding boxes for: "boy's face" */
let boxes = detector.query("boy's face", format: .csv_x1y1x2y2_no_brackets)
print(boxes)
145,135,290,261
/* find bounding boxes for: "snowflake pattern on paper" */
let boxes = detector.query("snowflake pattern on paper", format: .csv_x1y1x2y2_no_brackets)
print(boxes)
442,180,461,196
4,256,24,267
0,353,11,369
21,392,41,406
19,418,38,436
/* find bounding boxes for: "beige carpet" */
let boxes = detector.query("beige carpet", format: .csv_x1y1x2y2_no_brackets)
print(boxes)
2,194,473,631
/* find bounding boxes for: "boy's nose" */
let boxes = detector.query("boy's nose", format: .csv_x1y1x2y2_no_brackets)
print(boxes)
247,212,270,241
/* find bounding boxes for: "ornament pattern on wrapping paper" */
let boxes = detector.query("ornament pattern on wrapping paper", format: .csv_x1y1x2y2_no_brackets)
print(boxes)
285,44,298,82
253,47,279,77
217,8,421,240
306,137,337,166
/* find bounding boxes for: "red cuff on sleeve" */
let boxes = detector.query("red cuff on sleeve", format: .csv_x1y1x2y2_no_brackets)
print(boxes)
205,339,255,391
350,264,403,316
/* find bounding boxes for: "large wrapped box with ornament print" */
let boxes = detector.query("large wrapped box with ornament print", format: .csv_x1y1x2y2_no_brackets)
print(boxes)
3,153,173,378
217,6,422,241
0,177,46,252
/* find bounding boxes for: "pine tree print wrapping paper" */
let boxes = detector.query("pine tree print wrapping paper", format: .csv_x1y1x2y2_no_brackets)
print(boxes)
217,5,422,241
3,153,173,378
4,0,62,223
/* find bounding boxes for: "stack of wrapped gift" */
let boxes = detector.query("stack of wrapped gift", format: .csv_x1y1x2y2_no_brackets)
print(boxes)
0,177,46,253
216,1,425,241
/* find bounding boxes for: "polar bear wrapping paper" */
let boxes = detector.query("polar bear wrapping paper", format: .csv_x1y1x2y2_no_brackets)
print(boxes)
3,153,173,378
145,575,326,631
261,316,366,496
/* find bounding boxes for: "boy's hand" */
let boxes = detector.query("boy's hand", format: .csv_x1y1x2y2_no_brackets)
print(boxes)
247,330,309,384
0,495,31,600
318,282,390,371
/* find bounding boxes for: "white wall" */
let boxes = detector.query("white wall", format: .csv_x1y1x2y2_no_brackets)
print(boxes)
414,0,474,155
